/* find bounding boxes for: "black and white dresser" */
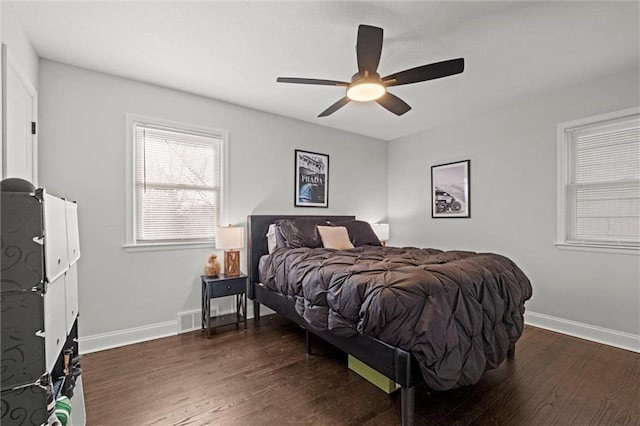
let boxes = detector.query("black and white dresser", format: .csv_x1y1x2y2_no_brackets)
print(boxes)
1,179,86,425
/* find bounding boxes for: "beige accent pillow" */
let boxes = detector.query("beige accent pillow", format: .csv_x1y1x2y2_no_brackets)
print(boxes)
317,226,354,250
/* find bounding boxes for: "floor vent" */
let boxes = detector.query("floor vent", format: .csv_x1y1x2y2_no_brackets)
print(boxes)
178,310,200,333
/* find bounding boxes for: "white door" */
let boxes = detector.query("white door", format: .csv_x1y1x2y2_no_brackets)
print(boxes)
3,51,37,184
65,263,79,334
44,193,69,283
65,200,81,264
44,274,68,372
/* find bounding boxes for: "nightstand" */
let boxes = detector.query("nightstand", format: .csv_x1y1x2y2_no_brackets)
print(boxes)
201,274,248,337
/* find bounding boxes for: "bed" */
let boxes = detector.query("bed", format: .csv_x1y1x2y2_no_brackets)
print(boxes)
247,215,532,426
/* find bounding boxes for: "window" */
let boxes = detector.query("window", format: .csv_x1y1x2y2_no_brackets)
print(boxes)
557,107,639,251
125,115,227,250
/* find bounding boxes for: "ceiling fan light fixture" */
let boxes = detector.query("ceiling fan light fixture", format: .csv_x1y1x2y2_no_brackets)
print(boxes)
346,80,385,102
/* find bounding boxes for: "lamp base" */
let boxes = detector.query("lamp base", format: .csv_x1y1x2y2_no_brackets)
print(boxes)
224,249,241,277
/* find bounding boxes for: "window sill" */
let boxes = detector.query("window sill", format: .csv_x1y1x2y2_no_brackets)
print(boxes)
555,242,639,255
123,241,215,253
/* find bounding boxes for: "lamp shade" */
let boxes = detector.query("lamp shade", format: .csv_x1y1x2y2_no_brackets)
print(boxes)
370,223,390,241
216,226,244,249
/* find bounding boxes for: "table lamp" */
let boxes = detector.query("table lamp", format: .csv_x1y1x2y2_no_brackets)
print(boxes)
370,223,390,246
216,225,244,276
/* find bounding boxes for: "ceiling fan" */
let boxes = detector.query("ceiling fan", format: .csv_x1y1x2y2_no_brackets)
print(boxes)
276,24,465,117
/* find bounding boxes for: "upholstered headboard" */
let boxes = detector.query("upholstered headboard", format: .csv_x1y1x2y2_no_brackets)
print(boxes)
246,215,355,299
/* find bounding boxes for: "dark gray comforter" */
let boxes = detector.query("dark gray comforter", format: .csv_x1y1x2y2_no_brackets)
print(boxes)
258,246,532,391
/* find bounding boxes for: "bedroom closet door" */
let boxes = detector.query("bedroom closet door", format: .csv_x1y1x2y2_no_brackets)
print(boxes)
2,46,37,184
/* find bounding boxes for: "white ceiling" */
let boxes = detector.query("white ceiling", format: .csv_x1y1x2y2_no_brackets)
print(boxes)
7,1,640,141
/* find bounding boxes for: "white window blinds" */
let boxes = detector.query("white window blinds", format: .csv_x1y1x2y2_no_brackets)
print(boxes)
565,114,640,247
134,123,222,243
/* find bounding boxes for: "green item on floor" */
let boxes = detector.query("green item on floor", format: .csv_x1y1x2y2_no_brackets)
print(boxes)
348,355,400,394
55,396,71,426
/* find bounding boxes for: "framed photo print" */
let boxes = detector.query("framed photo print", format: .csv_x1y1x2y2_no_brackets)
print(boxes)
295,149,329,208
431,160,470,218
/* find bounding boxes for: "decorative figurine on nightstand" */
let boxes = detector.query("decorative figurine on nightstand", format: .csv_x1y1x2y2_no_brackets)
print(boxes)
204,254,221,277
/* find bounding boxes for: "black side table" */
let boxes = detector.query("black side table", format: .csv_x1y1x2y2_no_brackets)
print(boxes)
201,274,248,337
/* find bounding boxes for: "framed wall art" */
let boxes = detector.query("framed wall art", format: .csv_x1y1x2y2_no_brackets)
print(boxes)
431,160,470,218
295,149,329,208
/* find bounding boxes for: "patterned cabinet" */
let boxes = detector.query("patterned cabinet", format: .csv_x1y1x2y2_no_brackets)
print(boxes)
1,183,85,425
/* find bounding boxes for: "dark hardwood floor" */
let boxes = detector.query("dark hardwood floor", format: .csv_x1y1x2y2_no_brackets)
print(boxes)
82,315,640,425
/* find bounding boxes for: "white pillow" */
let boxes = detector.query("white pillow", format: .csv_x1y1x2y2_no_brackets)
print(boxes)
266,224,277,253
317,226,354,250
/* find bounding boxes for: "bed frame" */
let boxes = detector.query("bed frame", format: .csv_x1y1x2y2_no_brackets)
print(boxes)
247,215,424,426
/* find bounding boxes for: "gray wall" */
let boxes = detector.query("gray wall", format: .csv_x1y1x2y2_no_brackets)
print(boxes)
388,68,640,341
38,60,387,346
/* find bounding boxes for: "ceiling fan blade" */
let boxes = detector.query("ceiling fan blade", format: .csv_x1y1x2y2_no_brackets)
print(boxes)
383,58,464,87
318,97,350,117
376,92,411,116
277,77,348,86
356,25,384,76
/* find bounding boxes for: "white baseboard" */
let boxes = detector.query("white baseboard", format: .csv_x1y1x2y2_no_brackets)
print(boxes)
79,320,177,354
525,311,639,353
80,309,639,355
79,303,273,354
